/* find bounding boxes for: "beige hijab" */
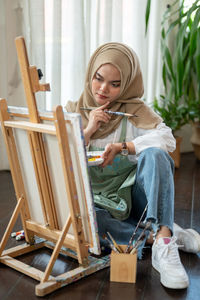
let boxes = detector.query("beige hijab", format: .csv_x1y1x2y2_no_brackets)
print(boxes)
65,42,162,139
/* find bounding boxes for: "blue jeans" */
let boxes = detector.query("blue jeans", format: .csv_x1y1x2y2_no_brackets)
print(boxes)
131,147,174,234
95,147,175,256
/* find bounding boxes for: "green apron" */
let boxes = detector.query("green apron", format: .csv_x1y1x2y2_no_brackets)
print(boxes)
89,117,137,221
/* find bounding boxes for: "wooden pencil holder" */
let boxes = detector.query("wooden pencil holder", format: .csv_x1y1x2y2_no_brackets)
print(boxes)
110,245,137,283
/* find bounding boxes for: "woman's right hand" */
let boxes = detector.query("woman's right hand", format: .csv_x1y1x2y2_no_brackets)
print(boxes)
84,102,111,143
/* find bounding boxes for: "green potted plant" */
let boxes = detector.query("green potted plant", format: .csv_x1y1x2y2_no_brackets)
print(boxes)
188,99,200,160
152,96,188,167
145,0,200,164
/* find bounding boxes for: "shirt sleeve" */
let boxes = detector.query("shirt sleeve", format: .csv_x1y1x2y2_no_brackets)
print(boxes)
132,122,176,155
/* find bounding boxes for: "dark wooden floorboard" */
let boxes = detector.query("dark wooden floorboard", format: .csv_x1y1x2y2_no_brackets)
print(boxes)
0,153,200,300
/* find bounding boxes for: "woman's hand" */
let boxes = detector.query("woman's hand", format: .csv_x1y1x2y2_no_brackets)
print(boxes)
84,102,111,144
101,143,121,167
101,142,136,167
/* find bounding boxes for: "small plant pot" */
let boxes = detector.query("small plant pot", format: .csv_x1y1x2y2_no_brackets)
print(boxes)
169,136,182,168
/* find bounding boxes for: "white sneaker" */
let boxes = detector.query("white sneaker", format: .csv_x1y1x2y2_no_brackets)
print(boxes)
173,223,200,254
152,237,189,289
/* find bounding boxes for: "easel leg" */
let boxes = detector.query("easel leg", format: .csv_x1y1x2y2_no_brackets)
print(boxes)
36,255,110,297
0,196,24,256
54,106,89,265
41,215,72,282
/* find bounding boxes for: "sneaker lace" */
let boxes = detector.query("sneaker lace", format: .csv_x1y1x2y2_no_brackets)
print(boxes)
172,235,184,249
158,237,182,266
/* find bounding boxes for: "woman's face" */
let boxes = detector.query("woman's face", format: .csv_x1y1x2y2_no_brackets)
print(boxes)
91,64,121,105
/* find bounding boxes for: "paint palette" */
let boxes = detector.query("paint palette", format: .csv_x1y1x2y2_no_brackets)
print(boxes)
87,151,104,166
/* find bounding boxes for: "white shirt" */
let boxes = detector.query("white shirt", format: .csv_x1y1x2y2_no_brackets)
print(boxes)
90,120,176,163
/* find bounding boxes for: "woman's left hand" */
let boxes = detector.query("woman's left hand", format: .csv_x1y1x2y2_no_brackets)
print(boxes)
101,143,121,167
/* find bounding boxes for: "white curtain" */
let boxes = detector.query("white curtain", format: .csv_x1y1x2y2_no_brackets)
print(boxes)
0,0,170,170
42,0,169,108
0,0,27,170
22,0,170,108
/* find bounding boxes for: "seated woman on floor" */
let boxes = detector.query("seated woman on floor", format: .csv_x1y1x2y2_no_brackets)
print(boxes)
65,42,200,290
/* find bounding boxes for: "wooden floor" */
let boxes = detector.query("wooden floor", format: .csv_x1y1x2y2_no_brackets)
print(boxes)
0,152,200,300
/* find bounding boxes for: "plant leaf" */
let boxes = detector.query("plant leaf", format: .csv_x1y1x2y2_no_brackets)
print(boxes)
145,0,151,35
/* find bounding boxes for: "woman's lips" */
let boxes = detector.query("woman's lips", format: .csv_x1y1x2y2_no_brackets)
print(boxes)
97,93,108,99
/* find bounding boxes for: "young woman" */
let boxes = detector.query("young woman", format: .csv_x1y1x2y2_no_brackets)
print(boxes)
65,42,200,289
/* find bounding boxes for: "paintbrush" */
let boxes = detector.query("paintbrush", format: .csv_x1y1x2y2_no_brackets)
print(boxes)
130,239,144,255
129,221,152,254
104,237,120,253
80,107,138,118
107,232,123,253
125,203,148,253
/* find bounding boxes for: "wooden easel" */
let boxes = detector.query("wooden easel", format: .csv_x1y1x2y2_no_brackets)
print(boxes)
0,37,109,297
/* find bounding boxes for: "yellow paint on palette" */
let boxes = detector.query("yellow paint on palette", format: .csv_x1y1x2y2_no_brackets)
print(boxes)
88,157,100,162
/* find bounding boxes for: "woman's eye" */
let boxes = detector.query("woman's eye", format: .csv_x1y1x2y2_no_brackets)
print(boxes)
95,75,102,81
112,83,120,88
